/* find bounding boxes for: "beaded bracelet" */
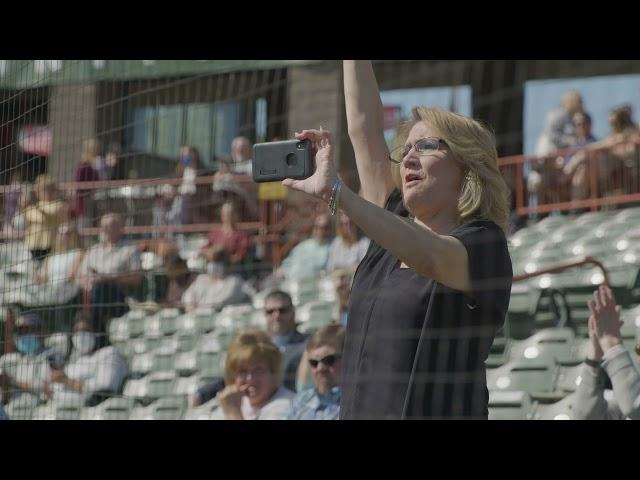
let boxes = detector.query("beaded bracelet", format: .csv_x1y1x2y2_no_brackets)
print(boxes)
328,179,342,216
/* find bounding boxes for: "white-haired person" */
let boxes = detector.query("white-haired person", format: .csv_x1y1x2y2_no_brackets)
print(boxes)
573,285,640,420
281,60,512,419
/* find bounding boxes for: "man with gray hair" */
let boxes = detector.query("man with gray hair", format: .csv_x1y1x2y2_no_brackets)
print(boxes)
76,213,143,336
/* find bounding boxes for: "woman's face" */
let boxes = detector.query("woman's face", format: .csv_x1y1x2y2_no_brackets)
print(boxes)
399,122,464,221
338,213,357,240
234,359,278,407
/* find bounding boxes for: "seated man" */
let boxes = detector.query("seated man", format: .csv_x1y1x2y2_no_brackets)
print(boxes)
76,213,143,337
182,248,251,313
289,324,345,420
0,313,51,407
280,214,333,280
45,315,128,407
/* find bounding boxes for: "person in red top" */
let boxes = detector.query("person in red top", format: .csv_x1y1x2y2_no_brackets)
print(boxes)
200,201,251,267
73,139,100,228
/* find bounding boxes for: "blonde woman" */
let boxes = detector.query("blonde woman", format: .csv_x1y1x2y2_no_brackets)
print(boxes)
22,174,68,261
210,329,294,420
281,61,513,419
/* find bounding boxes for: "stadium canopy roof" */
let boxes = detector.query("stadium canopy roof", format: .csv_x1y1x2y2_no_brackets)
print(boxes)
0,60,323,89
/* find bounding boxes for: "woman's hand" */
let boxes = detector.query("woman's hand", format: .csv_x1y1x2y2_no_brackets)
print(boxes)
588,285,624,354
281,128,339,201
217,385,246,420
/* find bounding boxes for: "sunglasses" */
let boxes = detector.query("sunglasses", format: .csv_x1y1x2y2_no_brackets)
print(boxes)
265,306,291,315
308,353,341,369
389,137,449,164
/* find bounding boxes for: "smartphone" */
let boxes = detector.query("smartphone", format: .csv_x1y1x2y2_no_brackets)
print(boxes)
252,139,314,183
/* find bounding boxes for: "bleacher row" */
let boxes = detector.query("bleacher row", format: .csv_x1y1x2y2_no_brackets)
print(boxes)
3,206,640,420
3,276,340,420
488,205,640,419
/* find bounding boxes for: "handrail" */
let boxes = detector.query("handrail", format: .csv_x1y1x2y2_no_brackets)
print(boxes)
513,256,609,286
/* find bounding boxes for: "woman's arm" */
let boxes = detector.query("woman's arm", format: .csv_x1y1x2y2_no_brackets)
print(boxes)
283,128,472,293
343,60,395,208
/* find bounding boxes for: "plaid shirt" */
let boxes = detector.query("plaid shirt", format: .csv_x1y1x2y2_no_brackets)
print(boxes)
288,386,341,420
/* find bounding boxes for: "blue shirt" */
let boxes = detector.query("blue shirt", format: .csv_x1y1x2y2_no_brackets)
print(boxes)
288,386,341,420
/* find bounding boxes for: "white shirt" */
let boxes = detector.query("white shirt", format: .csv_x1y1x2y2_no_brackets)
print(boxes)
182,274,248,311
79,241,141,277
51,346,128,405
210,386,294,420
326,237,370,273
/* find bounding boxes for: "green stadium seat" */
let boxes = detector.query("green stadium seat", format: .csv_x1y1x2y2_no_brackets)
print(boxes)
153,344,178,372
184,396,219,420
175,351,199,376
130,352,155,377
108,309,147,342
487,358,556,394
506,328,575,363
144,308,180,338
130,396,186,420
81,397,135,420
281,277,320,306
4,394,40,420
531,392,579,420
214,304,255,332
488,391,535,420
145,371,178,402
297,300,336,335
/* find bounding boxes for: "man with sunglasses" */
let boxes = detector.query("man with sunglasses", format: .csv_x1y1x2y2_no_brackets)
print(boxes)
263,290,309,392
289,324,345,420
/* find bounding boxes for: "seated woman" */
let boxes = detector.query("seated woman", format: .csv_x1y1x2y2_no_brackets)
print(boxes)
34,223,84,310
200,201,252,270
182,248,251,313
162,255,196,308
210,329,294,420
45,315,128,407
326,211,370,273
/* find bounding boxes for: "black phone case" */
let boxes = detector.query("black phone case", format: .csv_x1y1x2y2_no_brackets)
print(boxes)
252,139,313,183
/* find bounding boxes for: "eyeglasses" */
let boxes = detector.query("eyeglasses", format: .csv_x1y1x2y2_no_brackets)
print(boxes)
308,353,341,369
237,366,269,380
389,137,449,164
265,306,291,315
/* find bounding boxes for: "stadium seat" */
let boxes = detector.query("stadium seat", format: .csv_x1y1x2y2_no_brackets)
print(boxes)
296,300,335,334
81,397,135,420
531,392,579,420
487,358,556,394
215,304,255,332
129,352,155,377
4,394,40,420
506,328,575,363
184,396,219,420
130,396,186,420
488,391,535,420
144,308,180,338
281,277,320,306
108,309,147,342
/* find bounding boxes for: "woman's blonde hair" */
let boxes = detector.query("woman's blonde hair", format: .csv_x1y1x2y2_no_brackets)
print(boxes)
390,107,510,232
81,139,99,163
224,329,282,386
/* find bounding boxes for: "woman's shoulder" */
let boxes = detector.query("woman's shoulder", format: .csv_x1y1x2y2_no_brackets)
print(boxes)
452,218,506,236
